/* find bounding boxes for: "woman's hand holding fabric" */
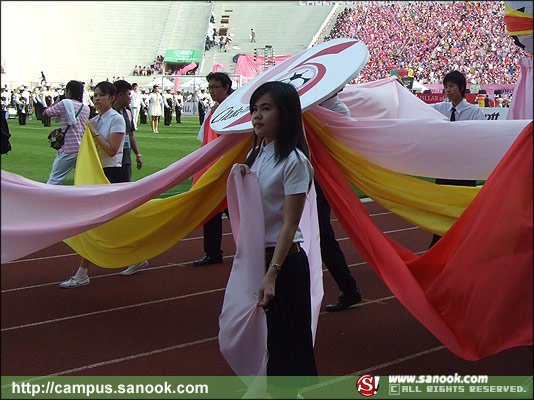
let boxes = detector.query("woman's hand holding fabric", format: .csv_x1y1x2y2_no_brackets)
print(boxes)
257,268,277,307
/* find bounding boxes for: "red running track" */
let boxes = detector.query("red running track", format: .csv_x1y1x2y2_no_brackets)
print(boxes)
1,201,532,377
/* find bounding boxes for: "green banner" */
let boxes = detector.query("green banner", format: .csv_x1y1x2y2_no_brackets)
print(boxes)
1,376,532,399
164,49,202,63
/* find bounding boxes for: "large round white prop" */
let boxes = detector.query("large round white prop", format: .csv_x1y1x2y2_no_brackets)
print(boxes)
210,38,370,134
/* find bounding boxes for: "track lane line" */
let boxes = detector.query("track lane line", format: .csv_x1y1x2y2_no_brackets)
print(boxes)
1,292,400,332
49,336,220,376
1,231,424,294
1,288,225,332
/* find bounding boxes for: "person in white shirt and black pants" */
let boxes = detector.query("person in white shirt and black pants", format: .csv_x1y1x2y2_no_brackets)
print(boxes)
429,70,485,248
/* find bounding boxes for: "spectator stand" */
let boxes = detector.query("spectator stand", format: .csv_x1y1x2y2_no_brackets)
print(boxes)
322,1,528,85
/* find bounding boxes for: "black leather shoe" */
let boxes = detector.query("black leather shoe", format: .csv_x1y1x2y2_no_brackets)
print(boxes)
325,291,362,312
193,255,223,266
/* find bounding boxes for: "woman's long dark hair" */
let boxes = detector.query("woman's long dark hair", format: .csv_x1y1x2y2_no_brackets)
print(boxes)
245,81,309,167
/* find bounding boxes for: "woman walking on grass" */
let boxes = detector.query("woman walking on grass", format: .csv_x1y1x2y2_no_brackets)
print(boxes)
148,85,163,133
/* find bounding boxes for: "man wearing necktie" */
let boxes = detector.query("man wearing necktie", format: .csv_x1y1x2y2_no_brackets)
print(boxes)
429,71,486,248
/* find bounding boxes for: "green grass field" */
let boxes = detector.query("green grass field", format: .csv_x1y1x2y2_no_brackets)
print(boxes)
1,114,204,198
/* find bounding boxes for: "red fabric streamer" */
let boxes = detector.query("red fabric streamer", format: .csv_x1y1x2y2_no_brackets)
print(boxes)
504,15,534,33
306,119,533,360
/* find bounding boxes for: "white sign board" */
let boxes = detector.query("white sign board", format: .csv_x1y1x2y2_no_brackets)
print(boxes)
210,38,370,134
181,101,198,116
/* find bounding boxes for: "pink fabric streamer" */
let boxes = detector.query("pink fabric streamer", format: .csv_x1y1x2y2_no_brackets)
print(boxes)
212,63,227,73
1,133,247,263
219,166,323,377
174,62,198,92
178,62,197,75
219,166,268,377
316,76,531,180
508,56,533,120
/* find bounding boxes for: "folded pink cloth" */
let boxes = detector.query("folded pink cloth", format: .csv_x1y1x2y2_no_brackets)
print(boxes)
219,165,323,377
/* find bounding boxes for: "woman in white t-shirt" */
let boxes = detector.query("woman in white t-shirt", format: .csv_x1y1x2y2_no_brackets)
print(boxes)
59,81,126,289
238,81,317,389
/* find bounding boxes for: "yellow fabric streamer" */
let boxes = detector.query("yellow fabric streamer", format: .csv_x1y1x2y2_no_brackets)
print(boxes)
303,112,480,236
64,129,250,268
73,127,110,185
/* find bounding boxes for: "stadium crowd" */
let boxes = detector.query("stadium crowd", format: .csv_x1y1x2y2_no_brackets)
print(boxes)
324,1,528,85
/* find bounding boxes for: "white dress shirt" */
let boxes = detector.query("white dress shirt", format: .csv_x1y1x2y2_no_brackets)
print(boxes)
431,98,486,121
251,140,313,246
130,90,142,108
91,108,126,168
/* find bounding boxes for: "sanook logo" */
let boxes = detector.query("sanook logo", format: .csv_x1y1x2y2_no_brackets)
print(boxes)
211,105,249,124
356,375,380,397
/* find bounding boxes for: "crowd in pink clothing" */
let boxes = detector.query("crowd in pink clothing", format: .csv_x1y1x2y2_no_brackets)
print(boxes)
324,1,528,85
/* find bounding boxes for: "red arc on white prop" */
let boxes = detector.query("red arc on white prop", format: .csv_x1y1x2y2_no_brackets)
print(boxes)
210,38,370,134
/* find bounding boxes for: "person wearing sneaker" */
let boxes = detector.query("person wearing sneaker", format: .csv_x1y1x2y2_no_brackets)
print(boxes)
60,81,127,288
113,80,148,277
318,92,363,312
192,72,234,267
120,260,148,276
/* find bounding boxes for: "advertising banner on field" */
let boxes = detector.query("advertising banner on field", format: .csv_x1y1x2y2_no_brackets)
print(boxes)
181,101,198,116
416,94,510,120
482,107,509,120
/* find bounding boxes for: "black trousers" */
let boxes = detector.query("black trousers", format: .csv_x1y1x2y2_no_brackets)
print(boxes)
35,103,43,120
198,102,205,125
18,111,27,125
203,209,229,258
103,167,126,184
429,178,477,248
265,249,318,378
164,107,172,126
316,182,359,295
42,114,51,127
175,106,181,123
140,109,147,124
